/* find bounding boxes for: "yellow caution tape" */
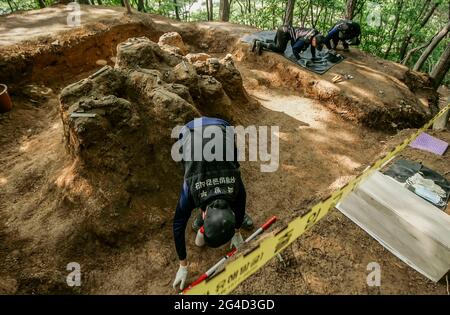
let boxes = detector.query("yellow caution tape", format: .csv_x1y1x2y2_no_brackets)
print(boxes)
185,104,450,295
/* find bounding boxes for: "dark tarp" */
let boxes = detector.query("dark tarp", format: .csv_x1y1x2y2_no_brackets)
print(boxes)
240,30,345,74
383,159,450,210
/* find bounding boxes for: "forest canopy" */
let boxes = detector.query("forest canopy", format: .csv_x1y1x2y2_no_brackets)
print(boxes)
0,0,449,85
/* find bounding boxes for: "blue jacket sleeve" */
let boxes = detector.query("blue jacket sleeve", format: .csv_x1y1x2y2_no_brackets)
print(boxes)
325,27,339,49
325,27,339,41
173,181,195,261
325,28,339,41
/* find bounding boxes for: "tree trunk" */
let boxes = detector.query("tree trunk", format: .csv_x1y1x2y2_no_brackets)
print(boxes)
6,0,14,12
173,0,180,20
398,0,438,62
384,0,404,59
430,42,450,89
137,0,145,12
219,0,230,22
313,5,323,28
413,21,450,71
209,0,213,20
345,0,358,20
402,34,434,65
124,0,132,14
37,0,46,8
353,0,364,18
299,1,309,27
283,0,295,25
97,0,103,5
272,5,275,29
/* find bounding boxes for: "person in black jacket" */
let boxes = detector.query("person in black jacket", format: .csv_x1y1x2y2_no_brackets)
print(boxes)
324,19,361,51
252,25,324,60
172,117,253,291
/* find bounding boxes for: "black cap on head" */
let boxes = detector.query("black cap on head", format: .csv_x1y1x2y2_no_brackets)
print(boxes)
204,199,235,248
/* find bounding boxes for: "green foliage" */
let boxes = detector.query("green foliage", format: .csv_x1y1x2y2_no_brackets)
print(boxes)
0,0,448,83
0,0,44,14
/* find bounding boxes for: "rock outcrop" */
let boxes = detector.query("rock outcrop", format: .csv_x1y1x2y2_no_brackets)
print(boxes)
58,34,252,244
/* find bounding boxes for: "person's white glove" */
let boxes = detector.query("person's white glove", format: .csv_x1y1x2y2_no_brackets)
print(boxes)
195,229,205,247
230,232,244,250
173,265,188,290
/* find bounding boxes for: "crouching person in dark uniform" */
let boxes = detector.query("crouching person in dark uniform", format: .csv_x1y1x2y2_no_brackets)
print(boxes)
290,27,325,60
172,117,253,290
252,25,324,61
324,19,361,52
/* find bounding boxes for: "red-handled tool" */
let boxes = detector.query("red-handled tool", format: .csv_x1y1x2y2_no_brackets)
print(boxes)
182,215,277,294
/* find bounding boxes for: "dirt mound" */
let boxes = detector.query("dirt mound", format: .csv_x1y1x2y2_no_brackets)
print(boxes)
58,33,254,245
233,42,436,131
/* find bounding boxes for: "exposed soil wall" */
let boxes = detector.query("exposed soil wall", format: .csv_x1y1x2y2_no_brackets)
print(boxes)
0,22,154,86
0,8,437,131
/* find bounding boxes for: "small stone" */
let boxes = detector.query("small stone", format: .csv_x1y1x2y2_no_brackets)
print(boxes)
51,40,60,46
158,32,189,56
96,59,108,66
185,53,211,64
223,54,234,62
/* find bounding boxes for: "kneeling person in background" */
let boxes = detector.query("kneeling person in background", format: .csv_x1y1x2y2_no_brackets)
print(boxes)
252,25,323,60
324,19,361,52
253,25,324,61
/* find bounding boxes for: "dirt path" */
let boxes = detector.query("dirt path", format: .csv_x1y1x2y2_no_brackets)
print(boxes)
0,5,125,46
0,6,448,295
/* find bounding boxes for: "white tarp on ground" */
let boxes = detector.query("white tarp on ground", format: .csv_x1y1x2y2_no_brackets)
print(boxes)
337,171,450,282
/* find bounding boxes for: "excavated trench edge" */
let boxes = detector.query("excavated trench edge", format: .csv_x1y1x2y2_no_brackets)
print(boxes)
0,20,434,131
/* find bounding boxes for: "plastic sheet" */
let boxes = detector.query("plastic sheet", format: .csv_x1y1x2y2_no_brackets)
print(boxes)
383,159,450,210
241,30,345,74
